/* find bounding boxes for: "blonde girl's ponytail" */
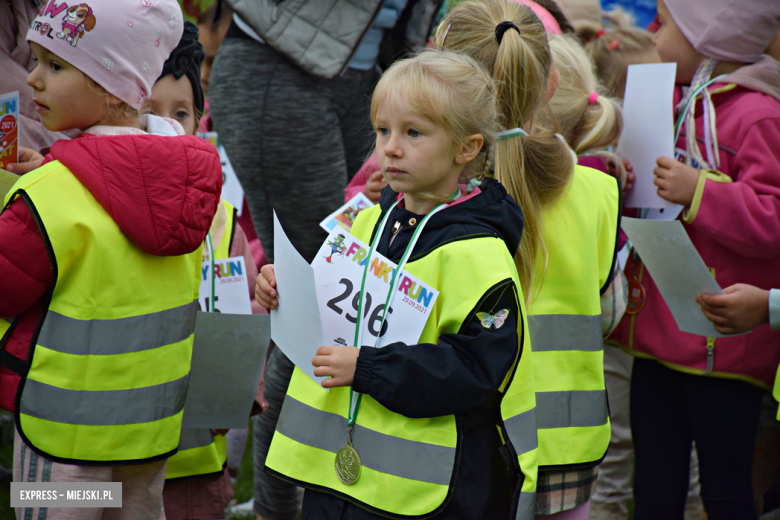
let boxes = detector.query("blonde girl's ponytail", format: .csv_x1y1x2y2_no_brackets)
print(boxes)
435,0,574,301
548,34,626,186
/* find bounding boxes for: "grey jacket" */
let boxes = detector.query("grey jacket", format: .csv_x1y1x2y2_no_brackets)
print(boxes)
227,0,385,79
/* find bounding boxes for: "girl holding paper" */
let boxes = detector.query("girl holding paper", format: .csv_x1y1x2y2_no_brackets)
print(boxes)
608,0,780,518
255,50,539,519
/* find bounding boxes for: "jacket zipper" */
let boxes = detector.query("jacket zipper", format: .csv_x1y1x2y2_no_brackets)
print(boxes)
388,221,402,247
705,337,715,374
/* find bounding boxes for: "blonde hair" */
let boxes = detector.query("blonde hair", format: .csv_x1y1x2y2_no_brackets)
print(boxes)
435,0,574,299
86,77,141,128
585,8,657,98
553,0,602,41
549,34,626,185
370,49,498,185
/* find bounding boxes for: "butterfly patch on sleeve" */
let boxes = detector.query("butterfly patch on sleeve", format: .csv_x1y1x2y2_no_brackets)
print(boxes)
476,309,510,329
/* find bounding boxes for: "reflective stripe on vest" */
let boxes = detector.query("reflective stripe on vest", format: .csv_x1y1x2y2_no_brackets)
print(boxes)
266,204,538,519
5,162,200,464
529,166,620,469
166,200,235,481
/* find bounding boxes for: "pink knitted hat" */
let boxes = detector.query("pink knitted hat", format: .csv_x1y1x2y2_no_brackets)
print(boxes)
27,0,184,109
665,0,780,63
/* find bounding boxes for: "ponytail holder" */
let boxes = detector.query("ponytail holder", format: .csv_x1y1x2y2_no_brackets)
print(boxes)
594,28,607,38
440,23,452,48
588,92,599,105
495,21,520,44
608,36,623,51
498,127,528,140
467,177,482,192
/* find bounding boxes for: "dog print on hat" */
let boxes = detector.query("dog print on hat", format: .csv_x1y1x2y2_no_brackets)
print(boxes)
56,3,96,47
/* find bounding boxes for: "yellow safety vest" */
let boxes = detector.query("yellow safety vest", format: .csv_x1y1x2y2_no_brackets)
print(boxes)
265,205,539,519
529,165,620,469
3,161,202,465
165,199,237,480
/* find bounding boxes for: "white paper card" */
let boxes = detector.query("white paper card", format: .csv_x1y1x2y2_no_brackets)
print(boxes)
271,212,326,385
319,193,374,233
621,217,730,337
311,228,439,349
182,312,269,428
200,132,244,216
199,256,252,315
619,63,679,211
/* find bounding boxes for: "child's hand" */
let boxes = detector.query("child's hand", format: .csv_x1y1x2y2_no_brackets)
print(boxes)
255,264,278,310
312,345,360,389
622,160,635,194
364,170,387,204
6,147,45,174
653,156,699,206
695,284,770,335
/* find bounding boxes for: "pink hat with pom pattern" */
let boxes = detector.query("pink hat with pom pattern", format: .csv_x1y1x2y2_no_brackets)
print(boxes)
27,0,184,109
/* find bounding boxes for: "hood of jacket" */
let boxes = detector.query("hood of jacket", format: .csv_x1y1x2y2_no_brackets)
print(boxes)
376,177,524,260
49,129,222,257
722,55,780,104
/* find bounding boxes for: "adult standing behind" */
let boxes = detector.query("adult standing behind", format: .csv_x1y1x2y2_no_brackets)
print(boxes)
208,1,443,519
0,0,77,153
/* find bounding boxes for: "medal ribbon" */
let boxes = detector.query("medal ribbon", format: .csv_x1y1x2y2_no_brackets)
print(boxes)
346,192,456,426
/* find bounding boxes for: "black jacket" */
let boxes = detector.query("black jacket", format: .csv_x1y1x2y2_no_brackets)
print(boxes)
303,180,527,519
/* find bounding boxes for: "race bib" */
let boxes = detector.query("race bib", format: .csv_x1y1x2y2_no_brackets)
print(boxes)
199,255,252,315
312,229,439,348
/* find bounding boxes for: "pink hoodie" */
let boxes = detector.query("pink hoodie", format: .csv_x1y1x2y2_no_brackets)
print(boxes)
609,57,780,388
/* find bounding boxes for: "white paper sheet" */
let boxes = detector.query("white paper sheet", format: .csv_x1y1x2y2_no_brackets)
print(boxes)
182,313,269,428
621,218,731,337
619,63,680,211
271,212,327,386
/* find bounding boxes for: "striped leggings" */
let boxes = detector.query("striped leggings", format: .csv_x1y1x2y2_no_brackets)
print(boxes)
14,429,167,520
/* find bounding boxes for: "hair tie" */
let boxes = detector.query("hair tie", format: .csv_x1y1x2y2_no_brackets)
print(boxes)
608,36,623,51
495,21,520,44
466,177,482,192
440,23,452,48
588,92,599,105
594,28,607,38
498,127,528,140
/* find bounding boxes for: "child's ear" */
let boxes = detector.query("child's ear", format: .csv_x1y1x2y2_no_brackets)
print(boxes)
455,134,484,166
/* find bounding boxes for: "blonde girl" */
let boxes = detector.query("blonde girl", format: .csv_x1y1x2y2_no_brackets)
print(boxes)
256,50,538,519
548,33,627,186
436,1,624,518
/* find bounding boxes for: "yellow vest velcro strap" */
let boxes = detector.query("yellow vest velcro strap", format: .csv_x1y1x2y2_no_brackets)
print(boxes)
20,376,188,425
536,390,608,429
528,315,602,352
278,395,455,486
503,408,538,456
38,300,198,355
179,428,214,450
515,491,535,520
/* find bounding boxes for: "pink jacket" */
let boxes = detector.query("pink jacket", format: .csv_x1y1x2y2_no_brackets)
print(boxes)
609,58,780,389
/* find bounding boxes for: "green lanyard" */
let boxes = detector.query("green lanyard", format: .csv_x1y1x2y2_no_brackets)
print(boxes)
673,74,729,146
205,233,216,313
347,194,455,426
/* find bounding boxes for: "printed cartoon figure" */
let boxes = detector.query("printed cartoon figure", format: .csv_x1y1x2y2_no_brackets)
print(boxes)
326,234,347,263
57,4,96,47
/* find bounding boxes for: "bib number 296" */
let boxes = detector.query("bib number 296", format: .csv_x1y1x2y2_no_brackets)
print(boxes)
326,278,393,338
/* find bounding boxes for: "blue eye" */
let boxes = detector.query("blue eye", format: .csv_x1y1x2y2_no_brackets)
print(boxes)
409,129,420,137
378,127,389,136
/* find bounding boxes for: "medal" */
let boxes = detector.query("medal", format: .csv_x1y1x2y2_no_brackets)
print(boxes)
335,426,361,485
625,277,646,315
335,193,454,485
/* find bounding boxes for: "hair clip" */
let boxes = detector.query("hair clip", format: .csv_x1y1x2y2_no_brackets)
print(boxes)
440,24,451,49
588,92,599,105
498,127,528,140
495,21,521,44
